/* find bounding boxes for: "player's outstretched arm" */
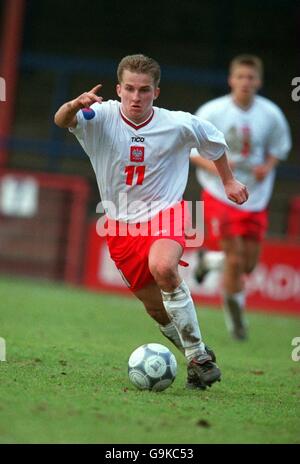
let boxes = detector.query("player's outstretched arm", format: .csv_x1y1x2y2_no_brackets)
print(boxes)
213,152,249,205
54,84,103,129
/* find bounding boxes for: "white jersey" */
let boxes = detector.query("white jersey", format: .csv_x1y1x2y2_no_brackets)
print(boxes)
70,100,227,222
190,94,291,211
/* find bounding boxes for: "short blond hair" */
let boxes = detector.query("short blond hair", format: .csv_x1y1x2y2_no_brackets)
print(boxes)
229,54,263,79
117,54,161,87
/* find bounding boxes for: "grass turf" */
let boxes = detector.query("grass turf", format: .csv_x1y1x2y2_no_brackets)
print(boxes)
0,275,299,444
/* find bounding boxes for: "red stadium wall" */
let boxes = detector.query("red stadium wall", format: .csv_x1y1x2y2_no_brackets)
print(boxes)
288,196,300,239
83,220,300,315
0,169,89,284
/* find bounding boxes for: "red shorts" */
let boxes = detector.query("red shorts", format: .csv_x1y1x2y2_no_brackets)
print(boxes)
202,190,268,250
105,201,190,291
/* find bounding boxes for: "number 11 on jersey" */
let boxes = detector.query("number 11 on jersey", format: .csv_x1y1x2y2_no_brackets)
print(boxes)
125,165,145,185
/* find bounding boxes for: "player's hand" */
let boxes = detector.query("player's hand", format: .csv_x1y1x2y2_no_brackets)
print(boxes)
252,164,271,181
224,179,249,205
73,84,103,110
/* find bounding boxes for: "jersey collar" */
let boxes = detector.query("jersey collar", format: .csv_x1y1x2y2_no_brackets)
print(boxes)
120,108,154,130
231,94,255,112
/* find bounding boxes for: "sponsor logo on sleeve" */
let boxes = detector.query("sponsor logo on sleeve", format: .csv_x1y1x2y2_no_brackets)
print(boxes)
82,108,96,120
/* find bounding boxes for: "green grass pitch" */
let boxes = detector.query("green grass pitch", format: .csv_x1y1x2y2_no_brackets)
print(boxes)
0,276,299,444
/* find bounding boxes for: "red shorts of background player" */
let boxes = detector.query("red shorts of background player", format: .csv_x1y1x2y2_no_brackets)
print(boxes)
105,201,191,292
202,190,268,251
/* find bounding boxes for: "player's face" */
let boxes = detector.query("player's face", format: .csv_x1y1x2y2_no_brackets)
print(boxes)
229,65,262,103
116,70,160,123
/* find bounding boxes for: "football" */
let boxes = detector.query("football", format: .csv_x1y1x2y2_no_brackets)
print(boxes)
128,343,177,392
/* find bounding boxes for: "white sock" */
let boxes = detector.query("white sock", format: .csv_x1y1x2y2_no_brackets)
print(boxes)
203,251,225,271
223,290,247,332
161,280,206,361
159,321,184,354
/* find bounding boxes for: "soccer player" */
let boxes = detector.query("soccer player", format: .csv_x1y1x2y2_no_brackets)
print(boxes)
190,55,291,340
54,54,248,389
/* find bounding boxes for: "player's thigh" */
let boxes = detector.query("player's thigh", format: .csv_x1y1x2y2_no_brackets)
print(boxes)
243,239,262,274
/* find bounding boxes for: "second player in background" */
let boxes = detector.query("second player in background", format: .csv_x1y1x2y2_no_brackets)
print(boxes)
190,55,291,340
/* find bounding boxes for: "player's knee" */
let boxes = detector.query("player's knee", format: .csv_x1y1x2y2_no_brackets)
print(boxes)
226,253,244,272
149,261,177,286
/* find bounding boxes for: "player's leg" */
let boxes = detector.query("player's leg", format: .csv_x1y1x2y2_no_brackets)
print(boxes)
107,219,220,388
149,238,204,359
243,238,262,275
133,282,217,365
106,223,187,355
221,236,248,339
220,208,267,340
148,238,221,388
194,190,225,284
133,281,184,354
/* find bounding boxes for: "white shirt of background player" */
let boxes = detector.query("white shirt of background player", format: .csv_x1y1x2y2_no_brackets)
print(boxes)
191,95,291,211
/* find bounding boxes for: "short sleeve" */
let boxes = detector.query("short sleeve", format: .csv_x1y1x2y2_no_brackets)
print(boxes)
69,102,105,159
267,108,292,160
191,117,228,161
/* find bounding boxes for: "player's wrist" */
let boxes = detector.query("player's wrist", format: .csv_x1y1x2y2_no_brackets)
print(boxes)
266,160,277,171
69,99,83,113
223,176,237,187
